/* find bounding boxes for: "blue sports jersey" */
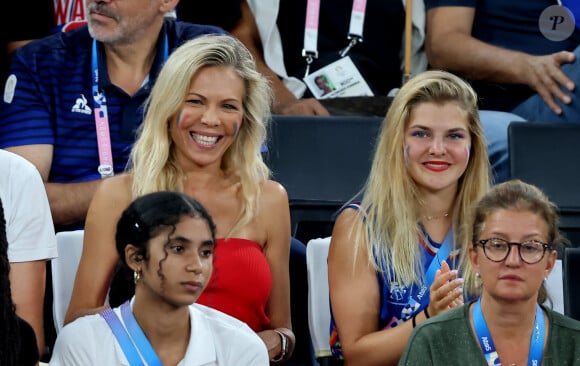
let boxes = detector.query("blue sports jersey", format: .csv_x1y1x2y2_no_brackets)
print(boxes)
328,203,461,360
0,20,224,183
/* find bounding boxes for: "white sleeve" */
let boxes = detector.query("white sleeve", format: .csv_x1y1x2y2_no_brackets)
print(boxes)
246,0,308,98
4,153,57,263
399,0,428,77
228,326,270,366
48,321,97,366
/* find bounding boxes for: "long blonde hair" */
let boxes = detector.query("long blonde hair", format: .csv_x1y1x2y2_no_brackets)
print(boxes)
353,70,491,286
129,34,272,236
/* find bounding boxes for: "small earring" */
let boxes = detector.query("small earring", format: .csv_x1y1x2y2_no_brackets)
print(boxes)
134,270,141,284
475,272,480,278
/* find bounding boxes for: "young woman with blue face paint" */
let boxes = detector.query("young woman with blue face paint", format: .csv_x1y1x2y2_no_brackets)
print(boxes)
65,34,295,362
328,70,491,365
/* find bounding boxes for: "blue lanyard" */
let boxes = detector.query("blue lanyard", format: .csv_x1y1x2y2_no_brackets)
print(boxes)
473,298,545,366
423,229,453,287
90,35,168,178
403,229,454,318
100,301,164,366
100,306,144,366
120,301,163,366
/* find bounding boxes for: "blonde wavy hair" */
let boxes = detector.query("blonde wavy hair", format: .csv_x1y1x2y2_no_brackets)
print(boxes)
129,34,272,236
352,70,491,286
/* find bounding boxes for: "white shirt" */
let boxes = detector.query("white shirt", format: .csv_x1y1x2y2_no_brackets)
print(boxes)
49,302,270,366
0,149,57,263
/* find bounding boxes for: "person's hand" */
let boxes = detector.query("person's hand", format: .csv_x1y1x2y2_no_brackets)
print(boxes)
274,98,330,116
519,51,576,115
427,260,464,317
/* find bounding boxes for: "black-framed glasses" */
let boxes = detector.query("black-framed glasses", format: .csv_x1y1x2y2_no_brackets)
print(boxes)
475,238,553,264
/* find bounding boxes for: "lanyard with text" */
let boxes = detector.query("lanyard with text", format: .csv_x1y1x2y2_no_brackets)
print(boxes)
473,298,545,366
404,229,454,317
91,36,168,178
302,0,367,77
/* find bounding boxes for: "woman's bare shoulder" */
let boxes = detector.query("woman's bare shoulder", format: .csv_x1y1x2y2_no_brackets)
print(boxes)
259,179,289,204
88,174,133,216
95,174,132,200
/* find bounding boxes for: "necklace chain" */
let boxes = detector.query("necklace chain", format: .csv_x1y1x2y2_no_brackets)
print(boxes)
423,212,449,221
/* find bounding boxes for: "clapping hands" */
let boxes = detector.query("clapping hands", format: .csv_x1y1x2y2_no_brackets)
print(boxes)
427,260,464,317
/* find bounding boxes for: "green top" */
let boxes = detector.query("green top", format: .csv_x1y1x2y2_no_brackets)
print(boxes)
399,301,580,366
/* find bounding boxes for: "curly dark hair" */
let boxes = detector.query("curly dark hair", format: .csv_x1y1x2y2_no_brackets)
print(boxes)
108,191,217,307
0,198,21,365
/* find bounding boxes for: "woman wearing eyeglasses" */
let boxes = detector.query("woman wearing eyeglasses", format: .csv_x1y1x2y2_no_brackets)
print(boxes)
400,179,580,366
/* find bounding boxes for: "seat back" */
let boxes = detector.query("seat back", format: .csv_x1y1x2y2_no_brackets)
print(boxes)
563,247,580,320
266,115,382,243
544,259,564,314
51,230,84,333
509,122,580,246
306,237,332,360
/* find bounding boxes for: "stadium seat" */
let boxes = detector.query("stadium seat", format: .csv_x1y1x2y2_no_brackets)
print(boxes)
306,237,333,365
266,115,382,244
544,259,564,314
508,122,580,249
563,247,580,320
51,230,84,333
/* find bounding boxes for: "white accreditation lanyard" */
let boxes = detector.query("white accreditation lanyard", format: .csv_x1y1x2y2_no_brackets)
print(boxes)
302,0,368,77
91,36,168,178
473,298,545,366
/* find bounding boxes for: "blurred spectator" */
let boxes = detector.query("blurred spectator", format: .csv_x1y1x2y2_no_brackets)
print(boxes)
425,1,580,121
240,0,427,115
0,149,57,356
0,0,224,231
0,196,41,366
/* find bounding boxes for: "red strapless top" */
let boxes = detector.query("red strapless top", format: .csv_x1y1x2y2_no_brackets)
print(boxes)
197,238,272,331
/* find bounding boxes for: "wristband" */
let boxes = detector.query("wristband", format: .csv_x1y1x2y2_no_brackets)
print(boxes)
271,329,288,362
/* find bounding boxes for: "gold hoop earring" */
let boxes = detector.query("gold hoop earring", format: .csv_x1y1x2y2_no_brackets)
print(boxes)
134,270,142,284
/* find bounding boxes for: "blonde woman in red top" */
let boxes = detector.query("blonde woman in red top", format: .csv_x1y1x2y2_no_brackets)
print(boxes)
65,34,294,363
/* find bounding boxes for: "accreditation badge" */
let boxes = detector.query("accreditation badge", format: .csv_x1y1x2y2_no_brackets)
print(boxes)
304,56,374,100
